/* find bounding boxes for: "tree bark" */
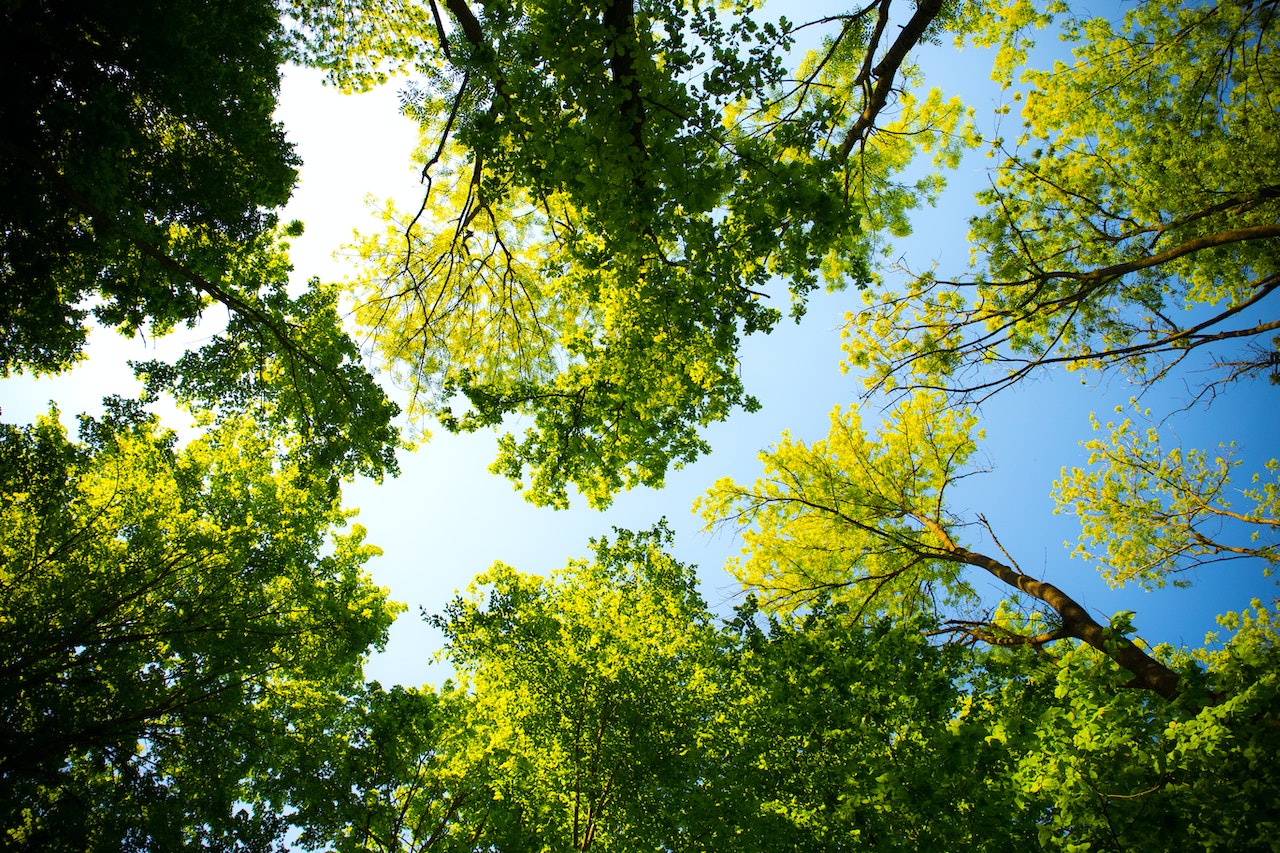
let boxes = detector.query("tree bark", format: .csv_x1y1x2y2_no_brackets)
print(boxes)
837,0,945,160
952,547,1183,701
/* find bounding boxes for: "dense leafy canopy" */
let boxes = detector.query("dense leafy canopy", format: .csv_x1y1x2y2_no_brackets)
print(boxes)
708,603,1034,852
430,525,721,851
2,0,1277,849
961,599,1280,853
243,525,721,852
0,0,295,373
255,530,1277,852
0,0,401,480
0,405,399,849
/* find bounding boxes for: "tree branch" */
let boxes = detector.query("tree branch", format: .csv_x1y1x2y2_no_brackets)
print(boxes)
836,0,945,161
944,545,1183,700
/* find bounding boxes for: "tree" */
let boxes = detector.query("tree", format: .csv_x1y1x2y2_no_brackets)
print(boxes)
1,0,295,374
296,0,977,507
0,403,400,849
844,0,1280,401
698,390,1193,700
250,680,467,853
426,523,722,851
257,524,723,852
1,0,401,481
1053,403,1279,589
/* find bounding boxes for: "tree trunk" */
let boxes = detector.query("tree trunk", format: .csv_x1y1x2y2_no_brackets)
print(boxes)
953,547,1183,701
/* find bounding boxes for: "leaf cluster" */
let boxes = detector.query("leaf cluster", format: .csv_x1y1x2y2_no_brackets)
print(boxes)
1053,402,1279,588
0,0,295,373
0,406,400,849
323,0,977,506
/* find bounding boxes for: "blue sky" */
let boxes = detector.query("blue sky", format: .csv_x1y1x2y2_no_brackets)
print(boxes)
4,6,1276,688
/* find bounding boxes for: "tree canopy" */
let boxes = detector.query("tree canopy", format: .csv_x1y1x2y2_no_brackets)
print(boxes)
307,0,975,506
1,0,295,374
0,403,399,849
251,528,1279,851
0,0,401,481
2,0,1277,849
844,0,1280,400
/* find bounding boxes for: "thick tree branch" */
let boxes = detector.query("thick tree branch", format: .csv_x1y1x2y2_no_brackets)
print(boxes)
1024,223,1280,304
945,545,1183,701
836,0,945,161
603,0,647,164
898,512,1181,698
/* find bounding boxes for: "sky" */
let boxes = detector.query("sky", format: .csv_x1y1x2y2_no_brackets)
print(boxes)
4,5,1277,689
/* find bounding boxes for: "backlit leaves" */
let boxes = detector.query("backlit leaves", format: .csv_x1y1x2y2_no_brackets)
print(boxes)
844,0,1280,400
1053,403,1279,588
698,391,980,617
334,0,979,507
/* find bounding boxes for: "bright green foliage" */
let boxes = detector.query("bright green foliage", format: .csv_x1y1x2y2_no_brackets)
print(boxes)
698,391,982,617
272,534,1279,852
318,0,975,507
429,523,721,851
0,405,400,850
1054,403,1279,589
270,524,723,852
967,600,1280,852
700,390,1188,700
285,0,437,90
844,0,1280,398
7,0,1275,846
715,582,1280,853
132,226,402,484
251,680,468,852
278,533,1037,852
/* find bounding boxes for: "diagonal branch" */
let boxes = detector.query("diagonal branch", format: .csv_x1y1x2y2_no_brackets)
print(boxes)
0,136,331,382
836,0,945,161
